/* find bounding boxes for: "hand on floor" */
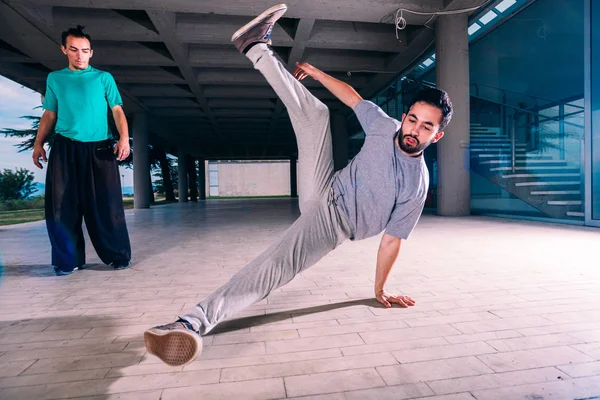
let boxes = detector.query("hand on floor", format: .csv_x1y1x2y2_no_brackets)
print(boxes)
375,291,416,308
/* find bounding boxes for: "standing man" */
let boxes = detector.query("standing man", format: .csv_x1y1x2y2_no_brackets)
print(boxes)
32,25,132,276
144,4,453,366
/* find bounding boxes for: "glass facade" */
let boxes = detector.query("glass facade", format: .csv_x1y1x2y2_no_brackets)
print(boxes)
348,0,599,225
591,0,600,221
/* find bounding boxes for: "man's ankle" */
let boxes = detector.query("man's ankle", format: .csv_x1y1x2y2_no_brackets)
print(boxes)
178,317,201,333
243,41,262,54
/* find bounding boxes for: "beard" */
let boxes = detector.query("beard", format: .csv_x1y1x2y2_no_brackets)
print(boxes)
397,128,431,155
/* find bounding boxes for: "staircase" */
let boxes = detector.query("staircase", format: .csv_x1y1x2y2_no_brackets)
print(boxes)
470,124,584,221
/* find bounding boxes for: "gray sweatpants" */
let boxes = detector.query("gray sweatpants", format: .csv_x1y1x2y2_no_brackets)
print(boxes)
182,44,352,335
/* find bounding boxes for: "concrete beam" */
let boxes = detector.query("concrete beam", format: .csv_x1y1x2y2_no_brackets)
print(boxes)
287,19,316,68
197,69,361,88
202,85,334,101
6,2,55,36
188,46,252,68
52,7,160,42
0,61,46,93
213,109,274,118
142,98,201,108
360,27,435,99
104,67,187,84
0,49,33,63
302,48,388,72
208,99,275,109
0,3,148,113
203,86,278,99
218,122,269,132
146,10,220,135
308,21,407,52
152,108,205,117
177,14,293,46
0,3,63,70
125,84,195,97
216,117,272,124
360,0,487,100
13,0,445,24
89,41,177,66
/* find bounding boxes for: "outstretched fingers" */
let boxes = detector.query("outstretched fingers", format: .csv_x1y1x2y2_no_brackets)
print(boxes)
388,295,416,308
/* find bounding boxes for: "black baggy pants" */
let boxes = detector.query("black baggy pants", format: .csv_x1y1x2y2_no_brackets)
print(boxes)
45,134,131,270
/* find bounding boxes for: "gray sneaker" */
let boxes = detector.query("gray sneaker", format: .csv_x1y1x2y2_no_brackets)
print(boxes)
231,4,288,53
144,318,202,366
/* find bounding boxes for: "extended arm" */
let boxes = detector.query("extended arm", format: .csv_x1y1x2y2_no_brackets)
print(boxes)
111,105,130,161
374,233,416,308
32,110,57,169
293,62,363,109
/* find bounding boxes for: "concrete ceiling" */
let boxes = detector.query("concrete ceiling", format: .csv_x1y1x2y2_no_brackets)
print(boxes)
0,0,484,159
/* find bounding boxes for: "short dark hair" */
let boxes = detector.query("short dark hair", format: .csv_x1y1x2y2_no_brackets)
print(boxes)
407,88,453,131
61,25,93,49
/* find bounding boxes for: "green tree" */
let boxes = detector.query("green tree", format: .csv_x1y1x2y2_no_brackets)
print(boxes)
2,109,177,202
0,168,35,200
0,114,56,152
152,152,177,201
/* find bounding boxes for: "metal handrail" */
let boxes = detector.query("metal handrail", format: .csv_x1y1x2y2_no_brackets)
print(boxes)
417,78,585,121
470,82,585,111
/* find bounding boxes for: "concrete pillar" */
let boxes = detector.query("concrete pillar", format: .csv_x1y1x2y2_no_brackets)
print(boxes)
188,156,198,202
178,148,188,203
198,158,206,200
290,155,298,198
147,157,154,205
436,14,471,216
332,113,349,171
132,113,150,209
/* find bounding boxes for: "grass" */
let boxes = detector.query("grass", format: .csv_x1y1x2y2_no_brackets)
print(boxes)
0,196,286,226
1,198,141,226
0,209,45,226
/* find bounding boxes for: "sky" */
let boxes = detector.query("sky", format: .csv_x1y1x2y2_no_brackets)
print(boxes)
0,75,134,188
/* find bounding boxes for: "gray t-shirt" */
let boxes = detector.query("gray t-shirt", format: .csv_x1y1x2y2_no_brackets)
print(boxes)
331,100,429,241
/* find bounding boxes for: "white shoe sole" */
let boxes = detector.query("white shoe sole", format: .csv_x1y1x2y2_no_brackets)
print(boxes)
231,4,288,41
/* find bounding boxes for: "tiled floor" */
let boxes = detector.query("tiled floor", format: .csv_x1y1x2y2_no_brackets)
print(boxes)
0,199,599,400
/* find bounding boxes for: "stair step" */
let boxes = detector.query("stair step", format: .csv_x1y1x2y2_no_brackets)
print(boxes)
547,200,582,206
470,134,504,138
515,181,580,187
490,166,578,172
469,141,527,145
530,190,581,195
567,211,585,217
479,160,569,165
470,144,528,149
476,154,554,160
502,173,580,179
471,148,528,153
471,128,502,134
470,138,510,142
470,145,526,149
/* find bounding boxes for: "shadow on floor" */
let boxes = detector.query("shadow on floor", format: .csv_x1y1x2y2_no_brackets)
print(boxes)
209,297,386,335
0,314,144,400
0,263,118,278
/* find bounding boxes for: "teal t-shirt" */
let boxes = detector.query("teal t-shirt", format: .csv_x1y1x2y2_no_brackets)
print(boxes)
42,66,123,142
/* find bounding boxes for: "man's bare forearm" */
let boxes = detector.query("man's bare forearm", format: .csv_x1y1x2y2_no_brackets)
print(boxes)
314,71,363,110
112,106,129,141
35,111,56,146
374,234,402,295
